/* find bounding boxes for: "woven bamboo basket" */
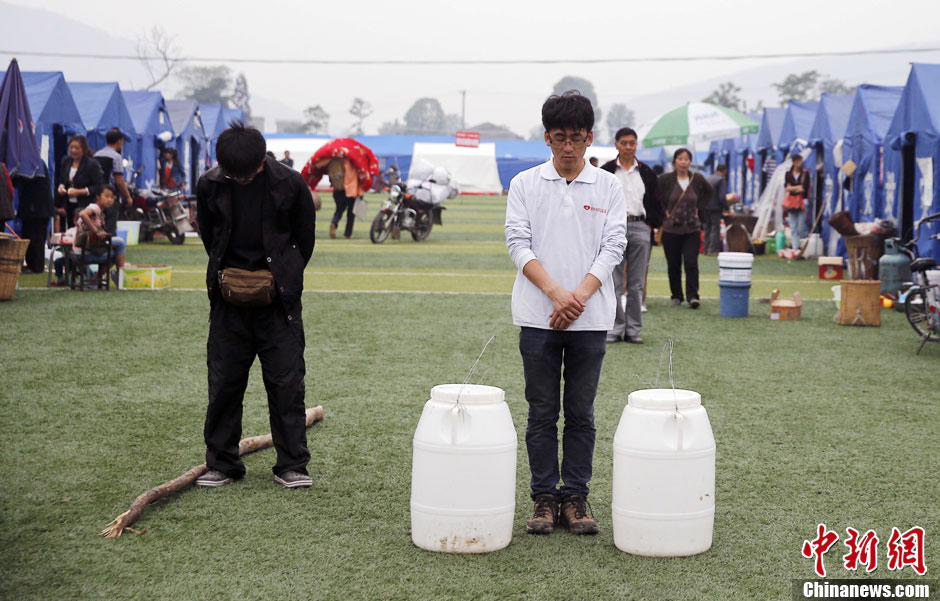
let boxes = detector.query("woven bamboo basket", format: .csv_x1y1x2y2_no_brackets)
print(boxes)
0,235,30,301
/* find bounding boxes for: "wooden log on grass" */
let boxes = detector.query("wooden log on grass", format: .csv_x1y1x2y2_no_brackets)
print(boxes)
100,405,325,539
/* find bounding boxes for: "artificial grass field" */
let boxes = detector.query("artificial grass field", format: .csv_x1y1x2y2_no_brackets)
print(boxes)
1,195,937,600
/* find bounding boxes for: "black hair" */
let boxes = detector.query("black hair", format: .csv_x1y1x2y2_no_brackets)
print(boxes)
615,127,638,142
105,128,124,145
715,163,728,173
266,150,276,159
672,147,693,163
791,153,804,162
98,184,116,197
69,135,93,158
216,122,266,178
541,91,594,133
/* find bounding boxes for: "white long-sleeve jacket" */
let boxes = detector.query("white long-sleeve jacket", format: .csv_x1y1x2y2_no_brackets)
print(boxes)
505,161,627,331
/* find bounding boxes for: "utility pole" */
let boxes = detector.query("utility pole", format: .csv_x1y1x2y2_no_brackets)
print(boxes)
460,90,466,130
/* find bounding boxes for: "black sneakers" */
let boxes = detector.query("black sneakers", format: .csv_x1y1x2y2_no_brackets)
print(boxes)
195,470,233,488
274,470,312,489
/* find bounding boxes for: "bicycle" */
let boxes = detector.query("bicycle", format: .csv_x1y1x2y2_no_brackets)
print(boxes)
901,211,940,354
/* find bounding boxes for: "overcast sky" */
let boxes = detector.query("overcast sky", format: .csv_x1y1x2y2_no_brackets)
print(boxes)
6,0,940,136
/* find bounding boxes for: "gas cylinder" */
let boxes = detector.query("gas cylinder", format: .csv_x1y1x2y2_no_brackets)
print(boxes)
879,238,912,295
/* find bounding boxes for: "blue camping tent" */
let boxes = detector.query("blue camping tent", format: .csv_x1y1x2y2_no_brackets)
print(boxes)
755,108,787,194
808,92,854,250
843,86,902,231
886,63,940,260
0,70,84,184
68,81,137,174
0,59,44,179
166,99,208,191
200,104,227,165
493,140,550,190
123,90,174,189
637,147,667,170
705,135,755,206
779,101,820,152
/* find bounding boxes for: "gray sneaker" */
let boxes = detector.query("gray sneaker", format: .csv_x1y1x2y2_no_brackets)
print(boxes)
274,470,312,489
196,470,233,488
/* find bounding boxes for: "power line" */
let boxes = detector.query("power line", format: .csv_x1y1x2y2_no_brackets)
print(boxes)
2,46,940,65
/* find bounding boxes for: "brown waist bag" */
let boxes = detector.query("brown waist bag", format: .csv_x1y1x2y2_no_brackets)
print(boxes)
219,268,276,307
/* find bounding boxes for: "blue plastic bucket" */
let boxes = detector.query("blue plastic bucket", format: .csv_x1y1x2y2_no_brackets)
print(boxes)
719,280,750,318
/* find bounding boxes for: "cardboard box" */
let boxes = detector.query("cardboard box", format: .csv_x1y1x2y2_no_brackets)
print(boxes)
818,256,844,281
122,264,172,290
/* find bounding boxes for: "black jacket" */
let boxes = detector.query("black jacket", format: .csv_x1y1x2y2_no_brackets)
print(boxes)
600,158,663,228
196,156,317,319
14,162,55,220
56,156,104,209
656,171,714,233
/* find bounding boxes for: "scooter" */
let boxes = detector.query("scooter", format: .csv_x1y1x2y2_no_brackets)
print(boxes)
369,183,443,243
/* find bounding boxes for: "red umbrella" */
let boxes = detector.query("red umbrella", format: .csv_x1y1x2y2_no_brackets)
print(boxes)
300,138,379,192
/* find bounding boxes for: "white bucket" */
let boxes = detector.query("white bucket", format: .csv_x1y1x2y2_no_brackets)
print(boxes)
926,270,940,288
116,220,140,246
411,384,517,553
612,388,716,557
717,252,754,284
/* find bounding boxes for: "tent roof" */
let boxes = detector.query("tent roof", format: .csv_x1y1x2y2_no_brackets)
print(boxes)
887,63,940,145
68,81,136,135
222,107,245,127
756,108,786,151
846,85,903,145
352,135,452,156
779,101,820,149
123,90,174,137
492,140,551,161
809,93,854,145
166,99,205,140
0,70,84,132
200,104,226,138
0,59,44,177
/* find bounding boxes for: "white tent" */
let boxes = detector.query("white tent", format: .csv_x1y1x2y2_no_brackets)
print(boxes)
263,135,331,172
411,142,502,194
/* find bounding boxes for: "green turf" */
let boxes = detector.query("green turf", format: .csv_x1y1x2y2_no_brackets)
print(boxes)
1,195,937,600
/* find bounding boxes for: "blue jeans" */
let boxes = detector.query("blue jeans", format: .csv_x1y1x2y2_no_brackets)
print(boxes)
519,327,606,500
787,211,805,250
83,236,126,263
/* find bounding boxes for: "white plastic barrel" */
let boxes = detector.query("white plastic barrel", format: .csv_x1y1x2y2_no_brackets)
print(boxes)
411,384,517,553
718,252,754,284
612,388,716,557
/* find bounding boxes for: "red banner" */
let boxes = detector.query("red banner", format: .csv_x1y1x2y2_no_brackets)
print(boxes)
455,131,480,148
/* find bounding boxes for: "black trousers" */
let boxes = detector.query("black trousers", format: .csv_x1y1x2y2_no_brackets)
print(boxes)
662,230,701,302
519,327,606,501
205,301,309,477
703,211,723,255
20,217,49,273
331,190,355,237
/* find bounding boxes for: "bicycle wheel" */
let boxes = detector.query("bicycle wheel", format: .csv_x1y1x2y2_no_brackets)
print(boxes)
904,287,940,342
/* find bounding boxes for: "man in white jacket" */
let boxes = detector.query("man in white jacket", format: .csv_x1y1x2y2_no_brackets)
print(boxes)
505,91,626,536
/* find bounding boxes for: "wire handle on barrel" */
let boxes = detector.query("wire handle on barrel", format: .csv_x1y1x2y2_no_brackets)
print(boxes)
656,339,685,451
455,335,496,408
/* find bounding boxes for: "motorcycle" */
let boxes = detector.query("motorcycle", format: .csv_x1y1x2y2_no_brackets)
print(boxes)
369,183,442,243
128,186,195,245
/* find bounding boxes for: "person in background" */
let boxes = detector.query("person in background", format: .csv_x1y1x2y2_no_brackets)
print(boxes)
280,150,294,168
600,127,662,344
704,164,729,255
588,156,599,168
505,91,626,536
784,153,810,251
15,160,55,273
328,158,361,239
159,148,186,191
657,148,713,309
94,128,133,231
56,135,103,233
75,185,127,284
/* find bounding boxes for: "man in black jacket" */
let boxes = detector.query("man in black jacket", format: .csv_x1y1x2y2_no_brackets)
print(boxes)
195,124,317,489
601,128,662,344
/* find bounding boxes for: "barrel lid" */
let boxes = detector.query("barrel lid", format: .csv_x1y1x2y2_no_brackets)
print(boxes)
431,384,505,405
718,252,754,260
627,388,701,411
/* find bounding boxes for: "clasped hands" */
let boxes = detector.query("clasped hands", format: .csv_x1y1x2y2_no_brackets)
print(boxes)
547,284,590,331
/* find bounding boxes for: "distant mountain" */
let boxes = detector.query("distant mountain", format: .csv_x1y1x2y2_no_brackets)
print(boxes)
616,48,940,127
0,1,302,128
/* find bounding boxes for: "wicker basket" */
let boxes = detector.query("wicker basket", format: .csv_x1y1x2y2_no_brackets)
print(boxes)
845,235,883,280
0,236,30,301
838,280,881,326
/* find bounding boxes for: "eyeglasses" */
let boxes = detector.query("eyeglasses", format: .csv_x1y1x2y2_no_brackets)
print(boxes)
223,163,264,185
548,132,589,147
